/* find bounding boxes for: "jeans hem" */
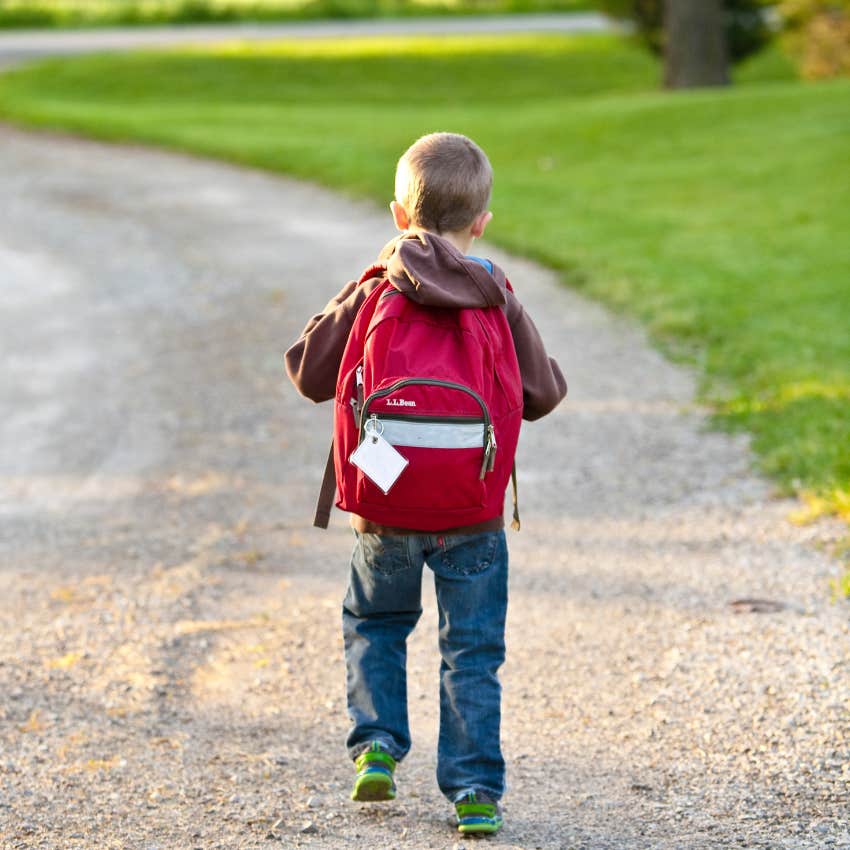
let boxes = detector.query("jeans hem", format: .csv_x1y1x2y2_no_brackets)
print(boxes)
448,785,504,804
349,738,405,763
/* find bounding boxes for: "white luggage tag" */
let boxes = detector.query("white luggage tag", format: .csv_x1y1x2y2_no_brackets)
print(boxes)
349,418,409,495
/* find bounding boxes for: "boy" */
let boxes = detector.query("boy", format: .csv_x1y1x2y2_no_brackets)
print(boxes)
285,132,566,835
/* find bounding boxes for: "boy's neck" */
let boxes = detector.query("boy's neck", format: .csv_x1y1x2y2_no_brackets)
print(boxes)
407,226,474,255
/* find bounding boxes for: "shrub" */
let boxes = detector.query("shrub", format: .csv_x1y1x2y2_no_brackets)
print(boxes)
780,0,850,78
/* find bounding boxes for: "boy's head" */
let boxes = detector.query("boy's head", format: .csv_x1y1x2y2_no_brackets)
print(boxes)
392,132,493,241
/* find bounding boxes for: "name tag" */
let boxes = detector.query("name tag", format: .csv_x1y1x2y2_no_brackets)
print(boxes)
349,429,409,495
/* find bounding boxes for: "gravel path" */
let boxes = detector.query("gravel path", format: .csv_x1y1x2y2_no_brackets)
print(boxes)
0,125,848,850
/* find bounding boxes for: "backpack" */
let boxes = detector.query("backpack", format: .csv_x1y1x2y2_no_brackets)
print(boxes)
314,264,523,532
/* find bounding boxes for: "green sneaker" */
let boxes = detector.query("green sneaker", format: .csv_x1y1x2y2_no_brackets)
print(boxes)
454,790,503,834
350,742,397,802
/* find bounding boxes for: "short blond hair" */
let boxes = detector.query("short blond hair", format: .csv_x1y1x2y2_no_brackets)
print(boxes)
395,132,493,234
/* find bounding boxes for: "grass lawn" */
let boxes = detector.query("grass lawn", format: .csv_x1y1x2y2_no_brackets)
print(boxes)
0,34,847,523
0,0,593,29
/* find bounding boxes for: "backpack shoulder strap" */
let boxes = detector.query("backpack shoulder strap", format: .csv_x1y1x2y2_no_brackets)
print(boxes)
314,441,336,529
313,270,391,530
358,263,388,286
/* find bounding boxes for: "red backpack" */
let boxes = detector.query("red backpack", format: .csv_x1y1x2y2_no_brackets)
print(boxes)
314,265,523,532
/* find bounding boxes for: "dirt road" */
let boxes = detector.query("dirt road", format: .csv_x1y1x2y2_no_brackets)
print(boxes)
0,125,847,849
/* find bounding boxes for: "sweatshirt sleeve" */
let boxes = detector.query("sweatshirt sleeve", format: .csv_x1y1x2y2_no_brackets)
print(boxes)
505,290,567,421
284,279,376,403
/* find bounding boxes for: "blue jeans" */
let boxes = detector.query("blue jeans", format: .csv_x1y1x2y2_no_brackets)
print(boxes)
342,529,508,802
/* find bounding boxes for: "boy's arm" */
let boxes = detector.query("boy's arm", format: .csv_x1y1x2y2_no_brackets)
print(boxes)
285,278,379,403
505,291,567,421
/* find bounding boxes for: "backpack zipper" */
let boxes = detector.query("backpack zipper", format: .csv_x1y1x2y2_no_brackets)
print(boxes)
361,378,497,479
349,364,365,424
376,412,483,425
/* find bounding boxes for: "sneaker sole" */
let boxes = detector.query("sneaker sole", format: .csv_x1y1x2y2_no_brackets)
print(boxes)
458,818,503,835
351,773,396,802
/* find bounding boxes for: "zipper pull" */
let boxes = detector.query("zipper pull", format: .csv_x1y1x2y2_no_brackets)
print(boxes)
487,425,497,472
365,414,382,444
353,365,365,423
356,367,365,407
479,425,497,479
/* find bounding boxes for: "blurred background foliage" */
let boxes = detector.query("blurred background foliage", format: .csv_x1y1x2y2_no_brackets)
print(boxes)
0,0,847,81
600,0,850,80
597,0,773,64
780,0,850,77
0,0,592,28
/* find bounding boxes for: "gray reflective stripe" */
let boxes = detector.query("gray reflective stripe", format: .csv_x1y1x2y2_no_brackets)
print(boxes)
378,419,484,449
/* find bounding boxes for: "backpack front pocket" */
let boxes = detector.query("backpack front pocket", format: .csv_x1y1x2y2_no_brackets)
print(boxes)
355,430,487,511
353,379,495,514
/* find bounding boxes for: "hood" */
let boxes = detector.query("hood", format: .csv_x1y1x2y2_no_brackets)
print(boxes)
378,232,507,309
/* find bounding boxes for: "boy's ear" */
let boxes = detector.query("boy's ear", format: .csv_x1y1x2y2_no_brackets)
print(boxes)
390,201,410,232
470,210,493,239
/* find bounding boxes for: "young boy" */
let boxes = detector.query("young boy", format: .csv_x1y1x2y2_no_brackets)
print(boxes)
285,132,566,835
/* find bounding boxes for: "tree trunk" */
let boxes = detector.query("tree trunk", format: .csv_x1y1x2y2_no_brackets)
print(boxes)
664,0,730,88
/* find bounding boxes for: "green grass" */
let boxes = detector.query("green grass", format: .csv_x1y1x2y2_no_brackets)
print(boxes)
0,34,848,521
0,0,592,29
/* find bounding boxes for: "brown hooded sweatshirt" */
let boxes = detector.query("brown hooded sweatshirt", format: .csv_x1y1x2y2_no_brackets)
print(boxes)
285,232,567,535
